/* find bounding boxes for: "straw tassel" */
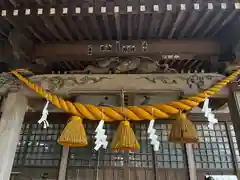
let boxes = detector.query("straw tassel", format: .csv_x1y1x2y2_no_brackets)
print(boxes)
58,116,88,147
169,113,198,144
111,120,140,151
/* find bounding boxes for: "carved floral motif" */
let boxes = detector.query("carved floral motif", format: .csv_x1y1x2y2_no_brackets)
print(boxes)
37,76,112,91
0,73,21,90
137,74,221,91
137,76,177,84
0,72,226,96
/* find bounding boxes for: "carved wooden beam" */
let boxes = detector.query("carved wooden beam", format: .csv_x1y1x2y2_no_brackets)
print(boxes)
0,73,227,97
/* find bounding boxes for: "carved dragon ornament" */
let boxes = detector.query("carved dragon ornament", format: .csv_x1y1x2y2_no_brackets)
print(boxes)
69,56,178,74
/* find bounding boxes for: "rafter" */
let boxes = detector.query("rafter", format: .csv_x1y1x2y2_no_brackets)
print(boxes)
0,2,237,42
101,5,112,40
191,3,214,37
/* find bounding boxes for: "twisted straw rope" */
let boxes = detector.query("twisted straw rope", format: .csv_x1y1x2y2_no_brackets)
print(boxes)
11,70,240,122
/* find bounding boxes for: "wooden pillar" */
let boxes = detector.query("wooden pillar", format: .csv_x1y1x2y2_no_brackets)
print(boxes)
228,82,240,177
58,147,70,180
185,144,197,180
0,92,28,180
227,82,240,151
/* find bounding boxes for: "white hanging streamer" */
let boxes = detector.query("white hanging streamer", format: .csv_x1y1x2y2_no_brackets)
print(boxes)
38,100,50,129
201,98,218,129
147,119,160,151
94,120,108,151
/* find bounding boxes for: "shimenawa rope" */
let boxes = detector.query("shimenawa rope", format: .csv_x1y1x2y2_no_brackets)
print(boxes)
11,70,240,121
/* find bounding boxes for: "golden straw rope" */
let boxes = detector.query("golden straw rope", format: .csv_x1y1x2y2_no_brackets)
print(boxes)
11,70,240,121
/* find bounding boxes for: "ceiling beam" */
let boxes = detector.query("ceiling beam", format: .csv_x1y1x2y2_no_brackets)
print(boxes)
34,40,221,59
0,39,220,61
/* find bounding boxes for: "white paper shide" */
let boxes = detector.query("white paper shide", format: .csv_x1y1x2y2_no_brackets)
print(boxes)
201,98,218,129
94,120,108,151
147,120,160,151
